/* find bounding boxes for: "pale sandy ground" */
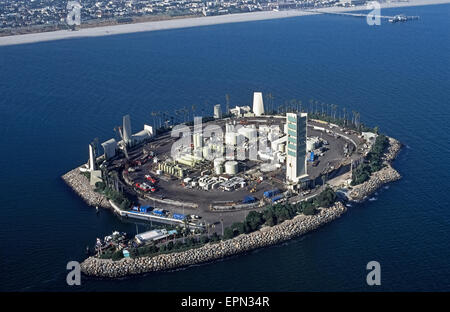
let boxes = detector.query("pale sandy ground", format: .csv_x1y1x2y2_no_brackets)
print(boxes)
0,0,449,46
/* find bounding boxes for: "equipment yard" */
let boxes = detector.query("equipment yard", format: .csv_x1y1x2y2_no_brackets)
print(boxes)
93,110,369,232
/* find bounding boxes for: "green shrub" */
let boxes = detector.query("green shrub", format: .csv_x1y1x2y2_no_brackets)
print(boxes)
111,250,124,261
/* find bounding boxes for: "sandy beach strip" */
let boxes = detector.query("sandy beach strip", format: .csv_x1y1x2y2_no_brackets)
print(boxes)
0,0,449,47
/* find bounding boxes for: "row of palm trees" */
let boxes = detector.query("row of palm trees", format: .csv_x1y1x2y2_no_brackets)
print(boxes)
264,94,362,129
150,104,197,129
149,94,362,130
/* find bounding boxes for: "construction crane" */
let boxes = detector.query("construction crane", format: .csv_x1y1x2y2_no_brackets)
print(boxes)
114,126,129,160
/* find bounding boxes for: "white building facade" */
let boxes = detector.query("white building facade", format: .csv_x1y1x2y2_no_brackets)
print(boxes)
286,112,308,183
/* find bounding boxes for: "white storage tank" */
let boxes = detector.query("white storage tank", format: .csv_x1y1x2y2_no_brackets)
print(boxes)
193,133,202,149
307,137,319,152
215,164,224,175
225,132,237,145
225,161,238,175
214,158,225,166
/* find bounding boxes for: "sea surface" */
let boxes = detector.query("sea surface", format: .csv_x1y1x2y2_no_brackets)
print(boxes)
0,4,449,291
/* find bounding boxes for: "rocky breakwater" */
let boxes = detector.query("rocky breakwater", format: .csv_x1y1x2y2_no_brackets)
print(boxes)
348,137,402,202
62,167,111,209
81,202,347,278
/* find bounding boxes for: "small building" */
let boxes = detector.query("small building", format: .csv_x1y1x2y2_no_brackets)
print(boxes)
101,138,118,160
135,229,169,244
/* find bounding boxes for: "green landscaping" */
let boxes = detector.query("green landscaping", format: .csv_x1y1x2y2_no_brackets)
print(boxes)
94,182,131,210
351,134,389,185
223,187,337,239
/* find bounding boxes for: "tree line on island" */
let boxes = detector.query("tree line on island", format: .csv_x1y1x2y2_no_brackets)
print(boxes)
223,187,337,239
351,134,389,186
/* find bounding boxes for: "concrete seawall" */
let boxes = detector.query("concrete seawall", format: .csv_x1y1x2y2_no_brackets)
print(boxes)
62,167,111,209
81,202,347,278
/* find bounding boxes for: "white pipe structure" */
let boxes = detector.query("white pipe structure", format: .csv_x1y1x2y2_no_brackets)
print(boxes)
89,144,96,171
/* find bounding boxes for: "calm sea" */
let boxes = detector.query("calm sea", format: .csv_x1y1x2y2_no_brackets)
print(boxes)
0,4,449,291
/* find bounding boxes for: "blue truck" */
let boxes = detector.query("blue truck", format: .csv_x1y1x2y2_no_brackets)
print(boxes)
152,209,165,216
308,151,315,162
140,205,153,213
243,195,256,204
172,213,186,220
263,189,280,198
271,195,283,203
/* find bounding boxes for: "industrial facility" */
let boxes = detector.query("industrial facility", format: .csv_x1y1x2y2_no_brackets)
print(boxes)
81,92,370,230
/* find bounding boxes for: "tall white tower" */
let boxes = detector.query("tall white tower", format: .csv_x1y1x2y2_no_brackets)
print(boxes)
252,92,264,116
286,112,308,183
122,114,132,145
89,143,96,171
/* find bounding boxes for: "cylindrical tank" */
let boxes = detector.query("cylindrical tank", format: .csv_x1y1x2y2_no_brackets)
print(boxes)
225,161,238,175
193,133,202,149
215,164,224,175
214,158,225,166
203,146,210,159
307,140,316,152
225,132,237,145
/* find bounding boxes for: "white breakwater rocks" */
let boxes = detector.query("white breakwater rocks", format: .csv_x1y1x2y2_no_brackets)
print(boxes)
81,202,347,278
62,167,111,209
348,137,402,202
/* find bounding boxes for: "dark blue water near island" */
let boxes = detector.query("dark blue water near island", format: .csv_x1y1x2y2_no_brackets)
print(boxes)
0,4,449,291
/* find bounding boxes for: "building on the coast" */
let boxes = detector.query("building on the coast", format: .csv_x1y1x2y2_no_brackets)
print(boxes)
230,105,251,117
286,112,308,183
123,114,132,145
101,138,118,160
214,104,222,119
131,125,154,145
252,92,264,116
89,143,96,171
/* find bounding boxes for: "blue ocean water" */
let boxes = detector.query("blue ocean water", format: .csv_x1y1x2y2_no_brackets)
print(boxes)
0,4,449,291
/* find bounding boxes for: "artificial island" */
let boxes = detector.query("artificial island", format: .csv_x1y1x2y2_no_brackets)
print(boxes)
62,92,402,278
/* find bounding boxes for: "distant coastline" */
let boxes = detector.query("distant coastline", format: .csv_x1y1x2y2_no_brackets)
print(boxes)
0,0,449,47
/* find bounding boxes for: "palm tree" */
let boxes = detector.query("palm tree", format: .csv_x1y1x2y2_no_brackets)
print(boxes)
342,107,347,126
268,93,274,114
290,99,296,113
